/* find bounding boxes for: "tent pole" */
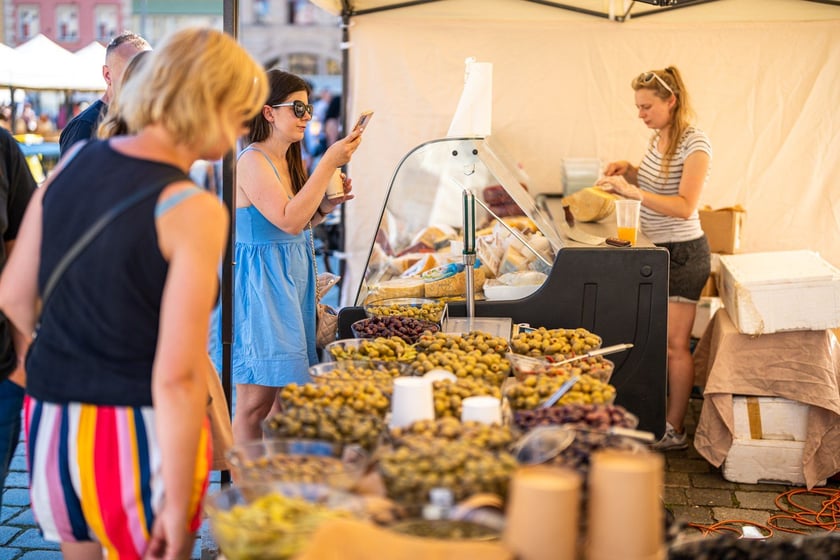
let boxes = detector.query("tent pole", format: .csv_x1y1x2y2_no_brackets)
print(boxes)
220,0,239,489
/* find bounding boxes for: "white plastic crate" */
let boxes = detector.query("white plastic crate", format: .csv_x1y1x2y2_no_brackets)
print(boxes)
719,250,840,335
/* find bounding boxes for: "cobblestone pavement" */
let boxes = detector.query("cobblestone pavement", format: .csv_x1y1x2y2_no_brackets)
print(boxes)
2,397,837,558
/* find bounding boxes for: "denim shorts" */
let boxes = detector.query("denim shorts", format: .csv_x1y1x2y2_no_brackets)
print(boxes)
654,235,711,304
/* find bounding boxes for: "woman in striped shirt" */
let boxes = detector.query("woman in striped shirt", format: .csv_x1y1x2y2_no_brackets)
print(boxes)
597,66,711,451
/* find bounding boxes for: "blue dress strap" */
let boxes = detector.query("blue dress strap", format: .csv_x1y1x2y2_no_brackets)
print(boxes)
239,145,282,182
154,186,204,218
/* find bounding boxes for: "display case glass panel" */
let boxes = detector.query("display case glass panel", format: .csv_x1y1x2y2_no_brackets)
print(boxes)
355,136,565,305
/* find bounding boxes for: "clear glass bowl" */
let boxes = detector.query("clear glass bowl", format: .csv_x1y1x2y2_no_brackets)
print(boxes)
308,360,420,393
225,438,368,490
324,337,418,363
364,297,447,324
351,316,440,344
507,352,615,383
205,482,365,560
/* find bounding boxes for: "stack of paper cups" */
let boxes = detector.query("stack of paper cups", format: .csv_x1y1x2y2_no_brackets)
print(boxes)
461,396,502,425
389,377,434,428
586,450,665,560
503,466,581,560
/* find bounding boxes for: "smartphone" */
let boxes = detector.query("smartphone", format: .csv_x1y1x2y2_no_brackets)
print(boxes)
353,110,374,132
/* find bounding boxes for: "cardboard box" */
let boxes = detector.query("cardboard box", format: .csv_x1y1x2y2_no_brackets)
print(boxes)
691,296,723,339
699,206,745,254
719,250,840,335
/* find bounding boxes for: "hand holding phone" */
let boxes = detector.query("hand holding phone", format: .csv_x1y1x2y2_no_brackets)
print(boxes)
353,111,374,133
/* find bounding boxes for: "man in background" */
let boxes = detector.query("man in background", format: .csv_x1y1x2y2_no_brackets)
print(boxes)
59,31,151,155
0,127,36,510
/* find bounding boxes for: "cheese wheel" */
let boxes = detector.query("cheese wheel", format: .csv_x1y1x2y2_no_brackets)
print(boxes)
564,187,618,222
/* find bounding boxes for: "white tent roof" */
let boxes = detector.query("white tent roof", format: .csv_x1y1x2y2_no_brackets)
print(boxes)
2,34,104,91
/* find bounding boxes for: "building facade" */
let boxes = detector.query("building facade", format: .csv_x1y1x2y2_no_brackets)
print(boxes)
6,0,130,48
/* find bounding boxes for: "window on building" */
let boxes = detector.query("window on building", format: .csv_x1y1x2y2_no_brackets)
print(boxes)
94,5,119,43
56,5,80,42
17,5,40,41
287,53,318,76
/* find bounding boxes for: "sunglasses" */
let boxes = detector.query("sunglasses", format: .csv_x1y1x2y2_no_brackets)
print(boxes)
272,100,314,119
638,71,674,96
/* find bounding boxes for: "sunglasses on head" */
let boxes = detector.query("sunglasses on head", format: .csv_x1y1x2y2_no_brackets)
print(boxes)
272,100,314,119
639,71,674,96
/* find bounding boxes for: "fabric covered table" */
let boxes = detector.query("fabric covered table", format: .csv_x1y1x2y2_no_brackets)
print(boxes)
693,309,840,488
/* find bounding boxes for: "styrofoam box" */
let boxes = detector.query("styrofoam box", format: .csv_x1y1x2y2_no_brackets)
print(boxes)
719,250,840,335
731,396,808,442
722,439,824,486
691,296,723,339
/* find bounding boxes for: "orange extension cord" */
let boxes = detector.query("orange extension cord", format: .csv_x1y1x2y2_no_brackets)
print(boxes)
685,487,840,537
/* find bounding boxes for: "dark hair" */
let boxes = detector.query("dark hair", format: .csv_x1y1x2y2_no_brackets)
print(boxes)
247,69,311,194
106,31,150,57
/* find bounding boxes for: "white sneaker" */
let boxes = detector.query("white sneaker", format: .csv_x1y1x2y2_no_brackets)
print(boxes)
651,422,688,451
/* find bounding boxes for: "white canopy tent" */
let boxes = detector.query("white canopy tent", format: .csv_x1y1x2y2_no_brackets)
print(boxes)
305,0,840,305
2,34,105,91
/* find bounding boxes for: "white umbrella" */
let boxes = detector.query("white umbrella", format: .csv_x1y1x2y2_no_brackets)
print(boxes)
73,41,107,91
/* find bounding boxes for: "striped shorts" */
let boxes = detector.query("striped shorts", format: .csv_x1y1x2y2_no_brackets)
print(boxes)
23,396,212,559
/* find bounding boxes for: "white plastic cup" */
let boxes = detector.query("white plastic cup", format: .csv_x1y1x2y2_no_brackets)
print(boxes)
389,377,434,428
461,396,502,425
326,168,344,199
614,199,641,245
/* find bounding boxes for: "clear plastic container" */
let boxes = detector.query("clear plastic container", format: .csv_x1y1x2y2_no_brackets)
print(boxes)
225,438,368,490
205,482,365,560
364,297,447,324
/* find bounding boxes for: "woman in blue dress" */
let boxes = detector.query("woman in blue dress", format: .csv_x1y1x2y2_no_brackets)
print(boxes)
210,70,362,443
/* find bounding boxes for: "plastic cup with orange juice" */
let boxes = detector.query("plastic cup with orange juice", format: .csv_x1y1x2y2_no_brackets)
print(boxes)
614,199,641,246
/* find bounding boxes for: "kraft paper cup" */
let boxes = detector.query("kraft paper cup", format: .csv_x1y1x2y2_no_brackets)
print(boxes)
461,396,502,425
504,466,582,560
326,168,344,199
586,450,665,560
389,377,434,428
614,199,641,245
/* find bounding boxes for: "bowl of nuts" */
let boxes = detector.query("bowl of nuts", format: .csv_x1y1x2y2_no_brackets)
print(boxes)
364,298,447,324
351,315,440,344
226,438,369,490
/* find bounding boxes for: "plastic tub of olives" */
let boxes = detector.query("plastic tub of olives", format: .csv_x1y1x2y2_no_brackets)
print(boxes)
364,297,447,324
506,352,616,383
205,481,366,560
308,360,421,392
351,316,440,344
226,438,369,491
325,337,418,363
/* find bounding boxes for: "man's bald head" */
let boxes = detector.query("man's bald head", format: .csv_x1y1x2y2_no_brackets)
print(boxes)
102,32,151,103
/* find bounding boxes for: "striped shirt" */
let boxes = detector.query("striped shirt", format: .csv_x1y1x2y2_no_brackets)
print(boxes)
637,126,712,243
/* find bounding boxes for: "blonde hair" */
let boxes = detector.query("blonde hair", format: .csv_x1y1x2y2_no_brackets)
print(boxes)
631,66,695,179
120,28,268,152
98,50,151,139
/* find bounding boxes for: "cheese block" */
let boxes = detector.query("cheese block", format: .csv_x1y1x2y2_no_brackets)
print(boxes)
402,253,440,277
563,187,618,223
424,267,486,298
498,245,529,276
367,278,425,302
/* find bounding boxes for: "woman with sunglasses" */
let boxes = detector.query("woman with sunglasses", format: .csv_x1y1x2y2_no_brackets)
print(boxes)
209,69,362,444
596,66,711,451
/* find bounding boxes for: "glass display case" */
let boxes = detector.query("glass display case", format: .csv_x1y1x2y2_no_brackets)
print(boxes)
355,136,563,306
341,135,670,438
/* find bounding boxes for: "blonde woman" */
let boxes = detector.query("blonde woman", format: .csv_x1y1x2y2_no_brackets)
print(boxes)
597,66,712,451
0,28,267,559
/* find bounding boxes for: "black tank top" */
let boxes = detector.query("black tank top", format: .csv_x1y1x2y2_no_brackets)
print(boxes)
26,140,189,407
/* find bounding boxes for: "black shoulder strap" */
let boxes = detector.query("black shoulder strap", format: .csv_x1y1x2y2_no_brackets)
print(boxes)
40,174,184,310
